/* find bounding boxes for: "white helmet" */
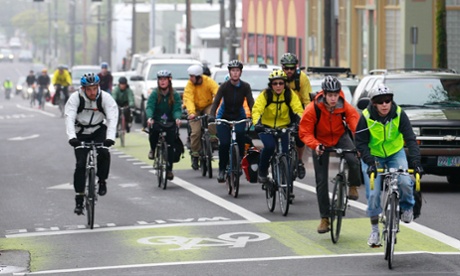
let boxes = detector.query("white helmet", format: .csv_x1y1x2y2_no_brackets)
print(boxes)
369,84,393,100
187,64,203,76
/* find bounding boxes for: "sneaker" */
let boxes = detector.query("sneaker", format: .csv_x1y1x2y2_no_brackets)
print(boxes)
166,171,174,180
401,209,413,223
148,150,155,160
317,217,330,234
74,195,84,215
297,162,306,179
192,156,199,170
98,180,107,196
217,170,225,183
348,186,359,201
367,231,381,247
258,171,268,183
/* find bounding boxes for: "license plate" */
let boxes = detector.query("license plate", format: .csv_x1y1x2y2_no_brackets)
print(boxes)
437,156,460,167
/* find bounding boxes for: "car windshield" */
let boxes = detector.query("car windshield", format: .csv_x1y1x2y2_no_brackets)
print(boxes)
214,70,271,91
147,64,195,81
383,78,460,106
72,67,100,82
311,85,353,103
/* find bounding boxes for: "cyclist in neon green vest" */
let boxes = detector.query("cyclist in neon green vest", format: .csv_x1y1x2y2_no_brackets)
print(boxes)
355,84,423,247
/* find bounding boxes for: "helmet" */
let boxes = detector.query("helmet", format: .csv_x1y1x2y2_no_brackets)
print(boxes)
80,73,100,87
118,76,128,85
227,60,243,70
58,64,66,70
280,53,298,66
157,70,172,78
100,62,109,69
187,64,203,76
369,84,393,100
321,76,342,92
268,69,287,81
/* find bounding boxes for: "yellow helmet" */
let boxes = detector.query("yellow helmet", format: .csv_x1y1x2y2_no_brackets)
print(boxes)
268,69,287,81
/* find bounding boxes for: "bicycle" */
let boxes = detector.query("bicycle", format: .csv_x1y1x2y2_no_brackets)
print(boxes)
55,85,67,117
143,123,174,190
188,114,214,178
319,146,358,244
216,118,251,198
370,167,421,269
75,141,107,229
117,106,130,147
260,126,295,216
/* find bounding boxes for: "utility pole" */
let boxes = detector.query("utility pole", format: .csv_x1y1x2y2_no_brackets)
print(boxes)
131,0,136,56
69,0,76,67
324,0,331,66
107,0,112,66
48,1,52,67
54,0,58,61
150,0,156,49
97,4,101,64
219,0,224,62
228,0,236,60
83,0,87,64
185,0,191,54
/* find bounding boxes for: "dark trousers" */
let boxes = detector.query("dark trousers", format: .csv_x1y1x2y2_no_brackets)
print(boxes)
257,132,289,175
217,123,246,171
73,126,110,193
149,123,176,171
312,133,361,218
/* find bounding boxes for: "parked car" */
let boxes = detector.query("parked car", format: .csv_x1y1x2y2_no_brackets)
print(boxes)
129,55,202,126
351,68,460,185
70,65,100,91
18,50,33,63
0,48,14,62
112,71,136,91
306,67,359,103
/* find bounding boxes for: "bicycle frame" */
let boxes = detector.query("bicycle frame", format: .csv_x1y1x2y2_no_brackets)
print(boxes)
189,114,214,178
216,118,250,198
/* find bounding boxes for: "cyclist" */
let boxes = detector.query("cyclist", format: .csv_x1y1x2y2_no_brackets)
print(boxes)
209,60,254,183
97,62,113,94
355,84,423,247
3,78,13,100
252,70,304,189
26,70,36,88
52,65,72,104
146,70,182,180
280,53,312,180
64,73,119,215
183,64,219,170
299,75,361,234
36,68,51,105
111,76,135,133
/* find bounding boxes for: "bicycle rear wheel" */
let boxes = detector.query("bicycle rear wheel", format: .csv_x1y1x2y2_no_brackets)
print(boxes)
160,141,168,190
205,135,213,179
384,193,397,269
155,143,163,188
289,146,298,181
230,144,240,198
277,156,291,216
86,168,96,229
200,138,207,177
330,174,345,243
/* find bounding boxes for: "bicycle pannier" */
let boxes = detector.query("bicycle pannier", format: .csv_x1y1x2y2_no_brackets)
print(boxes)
173,134,184,163
241,147,260,183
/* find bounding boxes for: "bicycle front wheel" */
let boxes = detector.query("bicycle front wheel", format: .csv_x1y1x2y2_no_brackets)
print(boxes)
155,144,163,188
86,168,96,229
277,155,291,216
289,146,298,181
205,135,213,179
230,144,240,198
200,138,207,177
119,114,126,147
330,174,346,243
160,141,168,190
384,193,398,269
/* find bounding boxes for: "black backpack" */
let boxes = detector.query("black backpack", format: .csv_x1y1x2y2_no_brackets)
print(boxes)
264,88,296,120
77,93,106,116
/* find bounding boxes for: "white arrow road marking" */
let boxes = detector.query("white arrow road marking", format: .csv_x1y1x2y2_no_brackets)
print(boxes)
47,183,73,190
119,183,139,188
8,134,39,141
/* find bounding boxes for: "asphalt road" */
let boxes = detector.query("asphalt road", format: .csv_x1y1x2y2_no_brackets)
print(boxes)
1,62,460,275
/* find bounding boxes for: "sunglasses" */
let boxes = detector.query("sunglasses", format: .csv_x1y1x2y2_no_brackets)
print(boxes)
283,67,295,71
271,81,285,86
374,98,392,105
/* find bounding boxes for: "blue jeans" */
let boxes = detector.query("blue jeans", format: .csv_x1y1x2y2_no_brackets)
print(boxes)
216,122,246,171
257,132,289,175
361,149,415,218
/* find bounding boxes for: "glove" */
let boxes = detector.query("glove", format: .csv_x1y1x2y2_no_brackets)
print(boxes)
69,138,81,147
208,116,215,123
413,163,424,177
367,163,377,177
103,139,115,147
254,124,265,133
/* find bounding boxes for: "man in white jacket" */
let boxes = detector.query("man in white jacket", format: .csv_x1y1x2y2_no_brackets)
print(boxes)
65,73,119,215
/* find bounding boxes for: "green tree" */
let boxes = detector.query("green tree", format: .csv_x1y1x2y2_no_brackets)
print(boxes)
436,0,447,68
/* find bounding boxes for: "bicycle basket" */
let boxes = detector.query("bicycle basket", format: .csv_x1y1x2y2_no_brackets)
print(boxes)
241,147,260,183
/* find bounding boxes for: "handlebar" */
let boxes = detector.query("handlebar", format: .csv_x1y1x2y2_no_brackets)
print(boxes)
370,168,420,192
215,118,251,126
75,141,106,150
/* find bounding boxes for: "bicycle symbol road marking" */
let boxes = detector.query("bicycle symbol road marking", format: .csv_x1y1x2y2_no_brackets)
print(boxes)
137,232,271,251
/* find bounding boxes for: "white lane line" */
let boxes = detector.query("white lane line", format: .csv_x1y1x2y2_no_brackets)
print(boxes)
132,162,147,165
294,180,460,250
171,177,269,223
16,104,56,117
18,251,460,275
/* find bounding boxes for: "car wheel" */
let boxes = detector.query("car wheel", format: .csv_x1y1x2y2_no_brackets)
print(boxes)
447,174,460,185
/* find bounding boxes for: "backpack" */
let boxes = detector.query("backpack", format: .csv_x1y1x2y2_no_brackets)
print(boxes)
77,93,106,116
264,88,296,120
241,147,260,183
293,69,301,91
172,132,184,163
413,185,423,220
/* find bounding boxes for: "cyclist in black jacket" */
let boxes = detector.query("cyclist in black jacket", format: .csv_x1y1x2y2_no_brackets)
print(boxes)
209,60,254,182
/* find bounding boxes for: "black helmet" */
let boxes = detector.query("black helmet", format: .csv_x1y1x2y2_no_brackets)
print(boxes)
280,53,298,66
118,76,128,84
227,60,243,70
321,76,341,92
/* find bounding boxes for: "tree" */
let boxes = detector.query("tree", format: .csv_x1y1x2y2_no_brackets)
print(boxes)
436,0,447,69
